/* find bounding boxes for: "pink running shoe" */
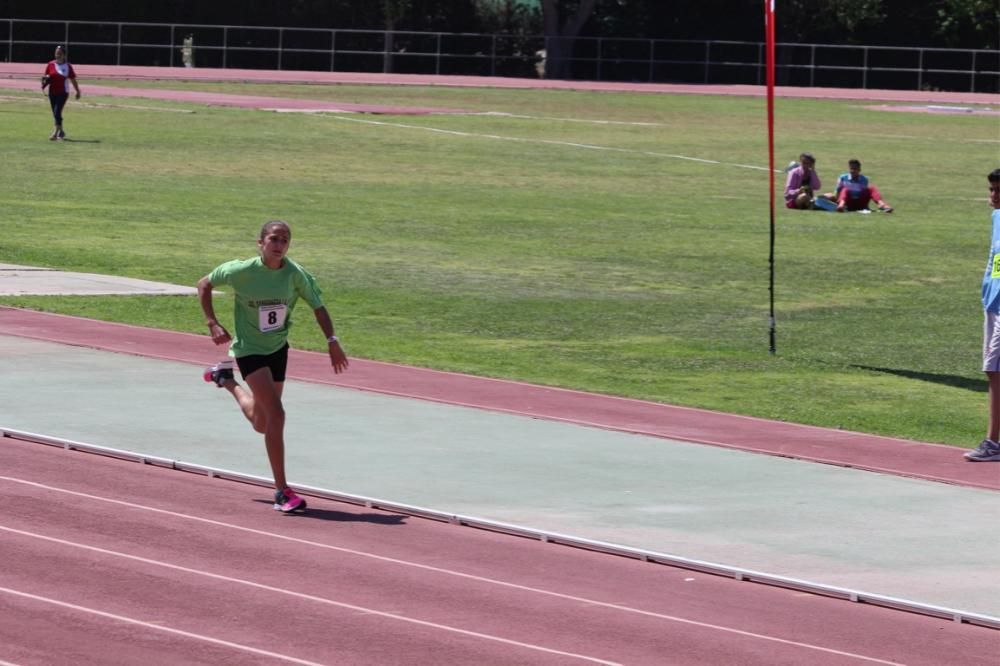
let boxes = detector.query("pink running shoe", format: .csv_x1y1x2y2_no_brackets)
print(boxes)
202,359,234,387
274,488,307,513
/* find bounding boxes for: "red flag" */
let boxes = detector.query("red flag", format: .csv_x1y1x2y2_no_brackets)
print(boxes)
765,0,776,183
765,0,777,353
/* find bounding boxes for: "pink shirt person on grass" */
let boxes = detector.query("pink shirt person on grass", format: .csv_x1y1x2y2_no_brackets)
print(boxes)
784,152,821,209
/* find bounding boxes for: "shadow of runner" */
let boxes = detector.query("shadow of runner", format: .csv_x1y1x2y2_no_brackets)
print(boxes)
853,365,986,392
252,499,409,524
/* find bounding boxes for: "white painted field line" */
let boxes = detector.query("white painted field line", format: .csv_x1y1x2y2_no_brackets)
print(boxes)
477,111,669,127
80,101,195,113
0,95,193,113
0,584,325,666
332,115,774,172
334,113,999,156
2,476,903,664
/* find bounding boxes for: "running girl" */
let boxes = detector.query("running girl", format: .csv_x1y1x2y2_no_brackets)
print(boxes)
198,220,349,512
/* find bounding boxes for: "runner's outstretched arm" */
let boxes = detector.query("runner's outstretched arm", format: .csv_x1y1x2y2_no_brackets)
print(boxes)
313,306,348,373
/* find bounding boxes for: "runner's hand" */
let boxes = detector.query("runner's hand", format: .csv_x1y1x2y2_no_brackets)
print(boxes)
208,322,232,345
328,340,349,374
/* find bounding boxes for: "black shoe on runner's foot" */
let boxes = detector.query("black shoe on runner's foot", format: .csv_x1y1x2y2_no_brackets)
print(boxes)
56,129,66,140
274,488,307,513
202,359,234,387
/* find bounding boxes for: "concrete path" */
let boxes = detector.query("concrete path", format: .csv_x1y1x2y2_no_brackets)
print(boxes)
0,264,197,296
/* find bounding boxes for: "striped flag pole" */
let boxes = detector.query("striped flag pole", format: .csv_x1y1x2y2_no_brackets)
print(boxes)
765,0,777,354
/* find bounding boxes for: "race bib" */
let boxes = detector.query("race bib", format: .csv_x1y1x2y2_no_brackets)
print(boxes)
258,304,288,332
992,255,1000,278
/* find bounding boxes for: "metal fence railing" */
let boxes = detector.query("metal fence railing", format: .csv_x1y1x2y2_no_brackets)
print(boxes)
2,18,997,93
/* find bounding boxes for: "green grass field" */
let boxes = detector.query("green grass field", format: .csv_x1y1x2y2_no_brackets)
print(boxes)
1,81,997,447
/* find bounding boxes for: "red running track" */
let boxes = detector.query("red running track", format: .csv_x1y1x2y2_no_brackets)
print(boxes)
2,62,999,107
2,436,997,666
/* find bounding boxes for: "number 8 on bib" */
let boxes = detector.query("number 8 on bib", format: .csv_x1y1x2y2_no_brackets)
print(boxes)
259,304,288,332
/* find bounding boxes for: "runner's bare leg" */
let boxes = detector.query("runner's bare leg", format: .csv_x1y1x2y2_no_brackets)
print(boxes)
220,378,263,432
242,369,288,490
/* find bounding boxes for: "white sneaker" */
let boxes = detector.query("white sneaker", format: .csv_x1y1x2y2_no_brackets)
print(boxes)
202,359,234,387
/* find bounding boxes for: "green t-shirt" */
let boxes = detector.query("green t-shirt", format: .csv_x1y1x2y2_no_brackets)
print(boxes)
209,256,324,357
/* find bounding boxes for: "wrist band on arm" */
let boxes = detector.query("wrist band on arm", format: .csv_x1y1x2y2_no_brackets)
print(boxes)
327,335,339,343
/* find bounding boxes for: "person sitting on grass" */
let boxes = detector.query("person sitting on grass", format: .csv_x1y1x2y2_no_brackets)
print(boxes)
783,152,821,210
824,159,893,213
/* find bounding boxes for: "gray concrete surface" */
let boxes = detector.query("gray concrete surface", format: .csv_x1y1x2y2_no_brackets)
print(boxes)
0,264,197,296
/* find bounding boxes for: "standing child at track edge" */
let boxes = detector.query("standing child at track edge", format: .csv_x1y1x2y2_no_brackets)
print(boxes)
198,220,350,510
970,169,1000,462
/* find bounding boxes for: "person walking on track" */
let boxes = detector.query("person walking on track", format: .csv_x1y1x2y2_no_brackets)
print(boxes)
197,220,350,511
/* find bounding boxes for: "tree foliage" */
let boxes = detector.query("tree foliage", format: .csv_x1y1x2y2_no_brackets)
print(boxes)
473,0,542,34
929,0,998,48
4,0,997,49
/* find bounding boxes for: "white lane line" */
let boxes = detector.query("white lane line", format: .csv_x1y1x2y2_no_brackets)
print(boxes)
330,115,773,172
0,525,621,666
0,95,193,113
476,112,669,127
487,112,1000,142
873,132,1000,143
80,102,196,113
0,584,325,666
1,476,903,665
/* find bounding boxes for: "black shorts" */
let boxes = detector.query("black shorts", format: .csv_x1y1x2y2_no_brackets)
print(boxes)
236,344,289,382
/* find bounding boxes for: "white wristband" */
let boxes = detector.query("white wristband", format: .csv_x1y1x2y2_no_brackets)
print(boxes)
327,335,339,343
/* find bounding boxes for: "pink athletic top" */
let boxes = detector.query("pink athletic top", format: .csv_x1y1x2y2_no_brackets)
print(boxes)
784,166,821,203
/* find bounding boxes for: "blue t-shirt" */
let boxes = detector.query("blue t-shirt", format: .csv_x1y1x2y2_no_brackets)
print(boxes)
981,209,1000,312
835,173,869,201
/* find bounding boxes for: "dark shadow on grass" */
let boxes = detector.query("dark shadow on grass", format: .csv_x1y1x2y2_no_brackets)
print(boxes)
252,499,409,524
61,138,101,143
853,365,987,393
